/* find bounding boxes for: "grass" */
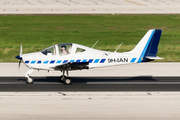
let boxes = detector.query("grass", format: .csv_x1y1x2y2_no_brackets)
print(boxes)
0,15,180,62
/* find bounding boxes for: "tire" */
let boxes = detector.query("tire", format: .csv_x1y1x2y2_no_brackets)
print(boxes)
64,77,72,85
26,77,34,84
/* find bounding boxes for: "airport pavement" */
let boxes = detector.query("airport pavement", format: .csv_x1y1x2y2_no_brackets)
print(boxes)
0,0,180,14
0,92,180,120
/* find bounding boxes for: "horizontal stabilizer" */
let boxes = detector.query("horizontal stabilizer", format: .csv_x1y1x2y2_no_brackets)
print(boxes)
146,56,164,60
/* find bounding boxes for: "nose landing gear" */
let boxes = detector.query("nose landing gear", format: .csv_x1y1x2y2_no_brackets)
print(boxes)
25,69,34,84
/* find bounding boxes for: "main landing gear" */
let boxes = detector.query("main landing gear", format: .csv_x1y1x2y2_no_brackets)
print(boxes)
59,68,72,85
59,76,72,85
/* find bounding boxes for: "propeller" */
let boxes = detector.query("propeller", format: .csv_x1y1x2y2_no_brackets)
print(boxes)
15,43,23,70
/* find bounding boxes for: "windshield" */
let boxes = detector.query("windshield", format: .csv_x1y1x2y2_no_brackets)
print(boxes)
41,45,56,55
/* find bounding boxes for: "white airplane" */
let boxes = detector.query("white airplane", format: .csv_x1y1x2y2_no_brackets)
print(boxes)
16,29,163,85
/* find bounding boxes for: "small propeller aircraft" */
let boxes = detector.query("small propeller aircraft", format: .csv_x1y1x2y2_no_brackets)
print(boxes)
15,29,163,85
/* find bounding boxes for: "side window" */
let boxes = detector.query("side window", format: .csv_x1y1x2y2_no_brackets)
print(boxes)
58,44,72,56
75,47,85,54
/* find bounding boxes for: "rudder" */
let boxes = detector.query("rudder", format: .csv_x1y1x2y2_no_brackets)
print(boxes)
142,29,162,62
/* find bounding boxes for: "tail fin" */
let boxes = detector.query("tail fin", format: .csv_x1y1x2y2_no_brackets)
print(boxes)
130,29,163,63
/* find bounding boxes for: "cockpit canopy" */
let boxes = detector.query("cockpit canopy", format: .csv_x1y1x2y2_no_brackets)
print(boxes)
41,43,72,56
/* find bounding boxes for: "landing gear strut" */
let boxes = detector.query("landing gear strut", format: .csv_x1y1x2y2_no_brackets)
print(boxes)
60,68,72,85
25,69,34,84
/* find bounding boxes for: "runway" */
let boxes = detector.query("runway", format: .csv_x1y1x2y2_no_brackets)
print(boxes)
1,63,180,92
1,76,180,91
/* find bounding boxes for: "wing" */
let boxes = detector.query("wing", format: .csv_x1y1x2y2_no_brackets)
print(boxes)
52,62,89,71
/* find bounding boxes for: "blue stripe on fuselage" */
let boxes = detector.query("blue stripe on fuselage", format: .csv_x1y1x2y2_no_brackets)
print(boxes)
100,59,106,63
37,61,41,64
63,60,68,63
43,60,49,64
94,59,100,63
50,60,55,64
31,61,36,64
56,60,62,63
25,61,29,64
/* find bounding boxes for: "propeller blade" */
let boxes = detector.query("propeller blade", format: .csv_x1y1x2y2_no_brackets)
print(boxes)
20,43,22,57
18,60,21,70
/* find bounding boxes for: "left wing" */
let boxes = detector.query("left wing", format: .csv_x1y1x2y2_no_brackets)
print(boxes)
52,62,89,71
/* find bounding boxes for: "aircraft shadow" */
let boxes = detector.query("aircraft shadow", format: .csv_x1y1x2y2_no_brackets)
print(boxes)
16,76,161,83
1,76,179,83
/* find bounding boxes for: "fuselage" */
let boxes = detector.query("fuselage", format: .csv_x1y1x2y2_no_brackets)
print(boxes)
22,43,138,70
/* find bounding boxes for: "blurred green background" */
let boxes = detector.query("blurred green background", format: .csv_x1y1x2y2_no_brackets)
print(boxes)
0,15,180,62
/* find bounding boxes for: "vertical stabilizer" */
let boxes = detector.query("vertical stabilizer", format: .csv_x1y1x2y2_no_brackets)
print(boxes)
130,29,163,63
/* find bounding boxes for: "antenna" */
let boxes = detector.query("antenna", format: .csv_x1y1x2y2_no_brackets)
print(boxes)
114,42,123,53
92,40,99,48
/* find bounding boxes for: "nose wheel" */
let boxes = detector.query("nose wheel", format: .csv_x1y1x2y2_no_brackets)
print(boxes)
26,77,34,84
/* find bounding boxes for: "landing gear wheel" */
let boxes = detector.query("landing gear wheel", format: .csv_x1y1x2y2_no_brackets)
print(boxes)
64,77,72,85
26,77,34,84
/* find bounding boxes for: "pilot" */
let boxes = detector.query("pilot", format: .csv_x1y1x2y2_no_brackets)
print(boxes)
61,45,68,55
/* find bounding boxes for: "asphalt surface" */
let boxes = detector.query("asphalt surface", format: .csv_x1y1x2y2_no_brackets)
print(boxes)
1,76,180,91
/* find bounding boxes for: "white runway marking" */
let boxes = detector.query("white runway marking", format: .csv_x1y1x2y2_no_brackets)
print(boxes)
87,82,180,84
